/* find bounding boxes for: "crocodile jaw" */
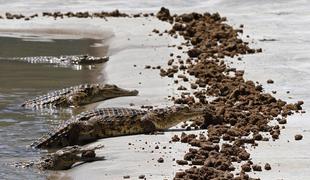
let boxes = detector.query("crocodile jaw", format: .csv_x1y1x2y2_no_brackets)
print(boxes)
151,106,205,130
39,145,104,170
75,55,109,65
67,84,138,107
88,84,138,102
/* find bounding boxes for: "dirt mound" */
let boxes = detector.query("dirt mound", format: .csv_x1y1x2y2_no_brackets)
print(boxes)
155,8,303,179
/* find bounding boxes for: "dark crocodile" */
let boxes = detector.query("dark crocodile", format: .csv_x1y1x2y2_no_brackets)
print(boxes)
0,54,108,66
32,106,205,149
13,145,104,170
22,84,139,109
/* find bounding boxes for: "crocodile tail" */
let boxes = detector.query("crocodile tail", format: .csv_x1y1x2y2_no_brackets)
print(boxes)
31,122,75,149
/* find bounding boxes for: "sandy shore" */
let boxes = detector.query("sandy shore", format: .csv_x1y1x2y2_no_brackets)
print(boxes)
69,7,310,180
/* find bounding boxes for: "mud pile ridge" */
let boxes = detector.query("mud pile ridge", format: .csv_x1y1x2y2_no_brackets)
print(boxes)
156,7,303,179
1,10,129,20
0,10,156,21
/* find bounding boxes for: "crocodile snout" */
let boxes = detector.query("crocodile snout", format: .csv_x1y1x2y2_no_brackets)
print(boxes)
130,90,139,96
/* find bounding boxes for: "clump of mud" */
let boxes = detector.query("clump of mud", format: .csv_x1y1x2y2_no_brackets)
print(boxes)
155,7,303,179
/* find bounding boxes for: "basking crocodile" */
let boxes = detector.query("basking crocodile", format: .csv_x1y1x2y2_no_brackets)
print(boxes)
22,84,139,109
32,106,205,149
13,145,104,170
0,54,108,66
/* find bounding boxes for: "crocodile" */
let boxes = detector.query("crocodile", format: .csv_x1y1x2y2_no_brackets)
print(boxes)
13,145,104,170
21,84,139,109
32,105,205,149
0,54,109,66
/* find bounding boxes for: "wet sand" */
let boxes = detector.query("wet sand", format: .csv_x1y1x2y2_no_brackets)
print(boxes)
64,5,310,180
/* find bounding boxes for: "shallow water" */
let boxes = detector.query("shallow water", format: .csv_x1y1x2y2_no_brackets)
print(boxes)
0,36,107,179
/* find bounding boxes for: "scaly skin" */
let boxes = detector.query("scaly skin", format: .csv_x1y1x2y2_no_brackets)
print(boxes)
21,84,139,109
0,54,109,65
13,145,104,170
32,106,205,149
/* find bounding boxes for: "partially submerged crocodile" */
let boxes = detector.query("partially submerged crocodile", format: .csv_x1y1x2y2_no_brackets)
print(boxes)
32,106,205,149
22,84,139,109
0,54,108,66
13,145,104,170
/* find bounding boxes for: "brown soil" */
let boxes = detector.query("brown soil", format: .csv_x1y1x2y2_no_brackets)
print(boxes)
267,79,274,84
0,10,156,21
138,174,145,179
252,164,262,171
264,163,271,170
157,157,164,163
295,134,303,140
154,7,303,180
176,160,188,165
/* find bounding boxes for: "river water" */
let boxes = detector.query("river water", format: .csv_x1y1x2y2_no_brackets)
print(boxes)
0,0,310,180
0,36,108,179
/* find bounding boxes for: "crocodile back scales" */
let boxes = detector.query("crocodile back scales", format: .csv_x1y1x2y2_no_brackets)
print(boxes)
0,55,108,65
22,84,94,108
32,107,148,148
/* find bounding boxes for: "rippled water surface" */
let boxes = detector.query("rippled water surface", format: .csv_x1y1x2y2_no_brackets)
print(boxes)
0,36,107,179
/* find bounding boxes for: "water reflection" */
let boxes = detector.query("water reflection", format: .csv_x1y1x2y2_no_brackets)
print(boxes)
0,36,109,70
0,36,108,57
